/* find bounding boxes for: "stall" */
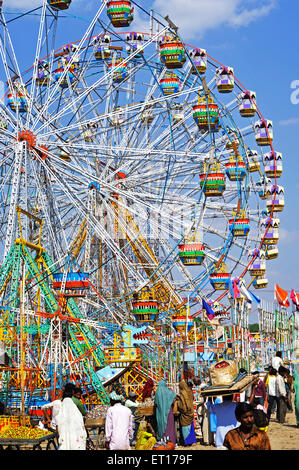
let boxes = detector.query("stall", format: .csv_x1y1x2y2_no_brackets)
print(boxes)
0,428,56,450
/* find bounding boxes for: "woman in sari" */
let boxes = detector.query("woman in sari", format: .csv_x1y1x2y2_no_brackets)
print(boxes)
176,380,197,446
142,378,154,402
56,383,87,450
154,380,176,444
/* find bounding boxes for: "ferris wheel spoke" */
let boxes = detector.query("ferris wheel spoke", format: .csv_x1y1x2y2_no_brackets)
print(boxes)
31,1,108,132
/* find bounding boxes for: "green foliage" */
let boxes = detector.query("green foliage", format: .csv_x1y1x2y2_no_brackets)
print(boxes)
249,323,259,333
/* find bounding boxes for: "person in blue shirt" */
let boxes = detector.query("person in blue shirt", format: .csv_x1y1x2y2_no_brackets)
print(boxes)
206,394,238,449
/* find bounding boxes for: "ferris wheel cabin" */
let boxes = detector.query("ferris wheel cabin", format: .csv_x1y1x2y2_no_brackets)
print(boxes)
159,36,186,69
252,276,268,289
200,162,226,197
172,317,193,334
248,251,266,277
225,155,247,182
141,107,154,123
190,48,207,74
193,95,221,133
54,61,76,88
228,210,250,237
238,91,257,117
106,1,134,28
254,119,273,146
209,263,231,290
47,0,72,10
246,150,260,172
132,288,159,322
7,88,28,113
215,66,235,93
266,185,285,212
160,73,180,96
265,245,279,260
261,217,280,245
126,33,144,56
36,61,50,87
263,151,283,178
109,59,128,83
52,272,90,297
178,231,205,266
94,34,111,60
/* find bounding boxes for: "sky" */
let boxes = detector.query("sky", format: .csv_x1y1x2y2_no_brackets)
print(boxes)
2,0,299,320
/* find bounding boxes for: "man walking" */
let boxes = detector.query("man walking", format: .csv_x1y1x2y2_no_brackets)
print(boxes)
265,368,278,421
105,391,134,450
276,366,289,423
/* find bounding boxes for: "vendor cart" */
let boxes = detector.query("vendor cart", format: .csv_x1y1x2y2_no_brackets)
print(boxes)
0,432,56,450
135,405,154,417
85,417,105,450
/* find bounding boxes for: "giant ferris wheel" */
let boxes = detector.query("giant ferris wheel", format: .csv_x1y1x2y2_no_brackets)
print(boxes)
0,0,284,403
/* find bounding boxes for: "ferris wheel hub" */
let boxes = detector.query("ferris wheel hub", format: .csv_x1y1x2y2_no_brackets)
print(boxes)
16,130,48,160
17,129,36,149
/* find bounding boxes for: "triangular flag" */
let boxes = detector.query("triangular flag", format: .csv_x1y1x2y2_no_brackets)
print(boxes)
233,279,240,298
247,288,261,304
202,298,215,320
290,289,299,311
228,278,240,299
275,284,290,308
240,284,261,304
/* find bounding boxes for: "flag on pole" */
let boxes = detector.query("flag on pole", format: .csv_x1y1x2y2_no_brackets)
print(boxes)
274,284,290,308
290,289,299,311
233,279,240,298
202,299,215,320
240,283,261,304
228,278,240,299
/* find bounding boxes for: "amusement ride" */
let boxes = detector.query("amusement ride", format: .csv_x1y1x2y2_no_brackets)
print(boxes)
0,0,288,413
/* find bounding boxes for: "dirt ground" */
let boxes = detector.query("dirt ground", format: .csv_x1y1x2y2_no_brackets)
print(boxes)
176,407,299,451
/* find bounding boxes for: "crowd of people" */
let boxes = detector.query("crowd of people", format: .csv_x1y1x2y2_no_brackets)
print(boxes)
37,351,299,451
197,351,299,450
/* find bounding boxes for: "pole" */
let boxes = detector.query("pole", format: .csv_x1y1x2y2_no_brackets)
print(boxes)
20,262,26,426
194,321,198,376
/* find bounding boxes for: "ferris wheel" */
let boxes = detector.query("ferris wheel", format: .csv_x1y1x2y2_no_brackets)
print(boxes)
0,0,284,398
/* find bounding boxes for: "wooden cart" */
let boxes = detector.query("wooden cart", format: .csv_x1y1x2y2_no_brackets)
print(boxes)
85,417,106,450
0,432,56,450
135,405,154,417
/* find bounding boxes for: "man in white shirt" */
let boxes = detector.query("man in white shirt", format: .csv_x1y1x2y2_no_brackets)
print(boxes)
271,351,283,371
105,391,133,450
266,368,278,421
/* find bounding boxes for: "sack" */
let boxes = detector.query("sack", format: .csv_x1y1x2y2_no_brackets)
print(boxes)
253,409,269,428
209,360,238,386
